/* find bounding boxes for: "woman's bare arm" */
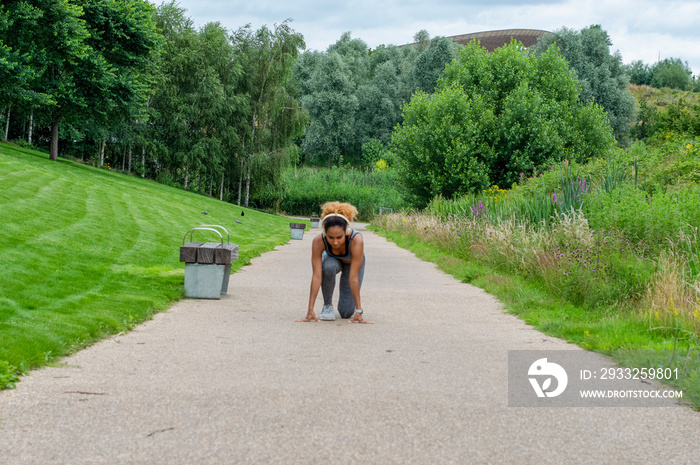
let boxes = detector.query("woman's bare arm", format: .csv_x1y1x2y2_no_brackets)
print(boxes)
296,235,324,322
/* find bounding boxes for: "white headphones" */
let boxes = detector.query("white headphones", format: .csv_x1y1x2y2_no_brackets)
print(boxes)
321,213,352,236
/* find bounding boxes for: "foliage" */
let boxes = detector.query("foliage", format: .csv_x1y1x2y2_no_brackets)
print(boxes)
392,40,615,206
627,60,652,86
0,360,21,390
3,0,161,160
0,142,293,389
294,30,460,168
1,1,306,211
150,11,242,192
230,20,307,205
360,138,394,168
411,36,457,94
388,132,700,341
392,87,495,206
298,49,359,168
533,25,636,142
627,58,694,92
252,165,405,220
651,58,693,91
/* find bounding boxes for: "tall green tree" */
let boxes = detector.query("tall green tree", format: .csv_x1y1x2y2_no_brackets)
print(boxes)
4,0,160,160
298,51,358,168
77,0,161,149
152,4,244,190
411,36,457,94
356,60,402,145
533,25,636,143
231,20,307,206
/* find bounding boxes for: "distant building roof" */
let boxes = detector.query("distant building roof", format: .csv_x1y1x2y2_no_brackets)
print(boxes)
403,29,552,51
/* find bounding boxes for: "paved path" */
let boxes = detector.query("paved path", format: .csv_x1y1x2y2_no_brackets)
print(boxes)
1,225,699,464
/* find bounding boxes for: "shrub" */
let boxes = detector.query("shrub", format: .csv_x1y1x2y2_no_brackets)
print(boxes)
392,40,615,206
251,165,406,220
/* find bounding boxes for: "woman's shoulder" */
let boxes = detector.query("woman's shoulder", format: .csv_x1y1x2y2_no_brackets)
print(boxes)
312,233,326,250
350,230,364,247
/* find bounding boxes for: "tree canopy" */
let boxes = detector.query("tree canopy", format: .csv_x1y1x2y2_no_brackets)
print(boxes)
532,25,636,143
294,31,457,167
392,40,615,206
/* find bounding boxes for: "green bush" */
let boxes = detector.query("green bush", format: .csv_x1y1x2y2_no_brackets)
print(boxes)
583,184,700,244
252,165,406,220
392,40,615,206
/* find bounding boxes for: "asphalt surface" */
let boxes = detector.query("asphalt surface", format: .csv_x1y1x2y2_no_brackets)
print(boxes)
1,224,699,464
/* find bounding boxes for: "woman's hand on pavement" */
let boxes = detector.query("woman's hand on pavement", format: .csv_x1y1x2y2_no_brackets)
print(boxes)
349,312,373,324
295,311,319,322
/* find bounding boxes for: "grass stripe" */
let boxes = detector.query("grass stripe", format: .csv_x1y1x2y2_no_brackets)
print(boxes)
0,142,296,386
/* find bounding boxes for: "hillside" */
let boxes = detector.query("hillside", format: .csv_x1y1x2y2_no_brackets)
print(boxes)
0,142,295,387
628,84,700,109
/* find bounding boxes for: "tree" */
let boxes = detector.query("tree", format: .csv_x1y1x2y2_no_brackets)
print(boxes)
231,21,307,206
533,25,636,143
0,4,29,138
4,0,160,160
627,60,652,86
411,36,457,94
651,58,693,90
298,51,358,168
392,40,615,206
355,60,402,145
151,4,245,190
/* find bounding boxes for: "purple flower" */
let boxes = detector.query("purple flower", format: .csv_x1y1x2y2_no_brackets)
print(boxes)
553,193,557,203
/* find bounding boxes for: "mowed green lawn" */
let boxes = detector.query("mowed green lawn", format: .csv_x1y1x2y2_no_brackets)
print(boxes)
0,142,296,386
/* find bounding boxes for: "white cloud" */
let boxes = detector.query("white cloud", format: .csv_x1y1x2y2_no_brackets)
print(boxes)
166,0,700,75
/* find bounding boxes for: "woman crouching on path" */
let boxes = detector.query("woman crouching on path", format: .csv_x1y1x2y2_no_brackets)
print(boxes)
296,202,372,324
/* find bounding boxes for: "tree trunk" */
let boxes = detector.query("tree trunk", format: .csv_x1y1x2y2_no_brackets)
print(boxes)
128,147,132,173
209,174,213,197
4,105,10,140
245,163,251,207
99,140,106,167
28,110,33,144
122,147,126,171
184,165,189,190
219,172,225,201
141,147,146,178
237,158,243,206
50,114,61,161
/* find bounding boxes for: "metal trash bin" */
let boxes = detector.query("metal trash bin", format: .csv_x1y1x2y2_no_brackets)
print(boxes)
179,225,239,299
289,222,307,240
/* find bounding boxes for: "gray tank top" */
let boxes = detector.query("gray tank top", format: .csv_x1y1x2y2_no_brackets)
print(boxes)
322,229,360,261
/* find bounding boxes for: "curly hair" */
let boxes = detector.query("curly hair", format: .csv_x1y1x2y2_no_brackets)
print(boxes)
320,201,358,222
320,202,358,235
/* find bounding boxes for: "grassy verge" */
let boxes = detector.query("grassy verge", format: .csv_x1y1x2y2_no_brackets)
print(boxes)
0,142,295,389
370,224,700,408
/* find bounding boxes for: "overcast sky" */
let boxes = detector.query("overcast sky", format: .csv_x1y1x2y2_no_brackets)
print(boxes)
165,0,700,76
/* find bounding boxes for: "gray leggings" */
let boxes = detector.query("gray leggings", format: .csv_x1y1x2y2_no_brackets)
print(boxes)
321,252,365,319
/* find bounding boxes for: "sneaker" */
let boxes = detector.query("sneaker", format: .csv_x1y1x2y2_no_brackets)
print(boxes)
320,305,335,321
